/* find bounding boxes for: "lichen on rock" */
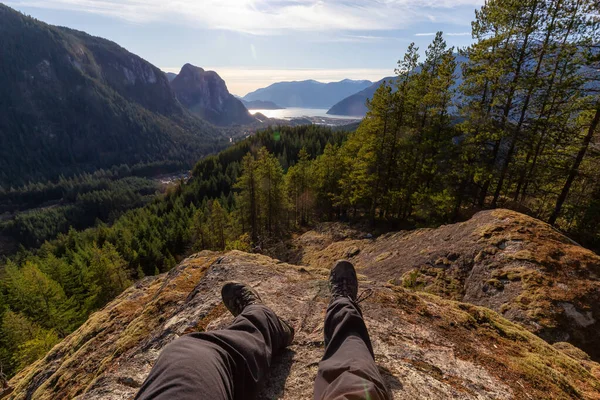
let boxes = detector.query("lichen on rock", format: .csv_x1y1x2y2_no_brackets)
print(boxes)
292,209,600,361
6,243,600,399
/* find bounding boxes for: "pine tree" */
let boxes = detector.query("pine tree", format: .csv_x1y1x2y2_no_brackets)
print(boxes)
255,148,287,239
208,200,228,250
234,153,259,244
286,148,313,226
312,143,346,220
338,82,394,221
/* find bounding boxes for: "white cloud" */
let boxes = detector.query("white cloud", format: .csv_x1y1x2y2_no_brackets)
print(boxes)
8,0,485,34
416,31,471,37
311,34,409,43
162,66,393,96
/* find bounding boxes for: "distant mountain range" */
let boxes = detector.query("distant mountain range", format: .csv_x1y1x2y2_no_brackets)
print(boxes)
327,55,467,116
0,5,230,187
326,77,395,117
241,99,285,110
165,72,177,82
243,79,373,109
170,64,255,126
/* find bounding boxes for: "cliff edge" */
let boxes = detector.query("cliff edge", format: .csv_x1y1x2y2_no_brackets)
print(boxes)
5,210,600,399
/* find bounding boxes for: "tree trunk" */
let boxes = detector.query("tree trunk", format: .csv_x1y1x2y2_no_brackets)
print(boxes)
549,104,600,225
491,0,541,207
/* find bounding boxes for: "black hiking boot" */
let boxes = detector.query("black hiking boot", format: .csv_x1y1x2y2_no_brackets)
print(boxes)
221,282,295,347
329,260,359,301
278,318,295,348
221,281,263,317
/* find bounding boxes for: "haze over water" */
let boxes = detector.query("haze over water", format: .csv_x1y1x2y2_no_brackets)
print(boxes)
249,108,362,120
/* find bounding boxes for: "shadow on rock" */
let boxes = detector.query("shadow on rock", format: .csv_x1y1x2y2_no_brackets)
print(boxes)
379,365,403,392
258,348,296,399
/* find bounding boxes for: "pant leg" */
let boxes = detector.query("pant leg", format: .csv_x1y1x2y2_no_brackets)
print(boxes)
136,304,289,400
314,297,391,400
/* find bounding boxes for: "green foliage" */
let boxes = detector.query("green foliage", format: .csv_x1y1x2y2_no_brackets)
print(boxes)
285,148,314,227
0,311,60,372
236,148,288,245
4,262,70,332
1,175,161,249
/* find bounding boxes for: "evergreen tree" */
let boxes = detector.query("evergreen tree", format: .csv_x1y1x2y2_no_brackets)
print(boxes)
235,154,259,245
285,148,313,226
255,148,287,240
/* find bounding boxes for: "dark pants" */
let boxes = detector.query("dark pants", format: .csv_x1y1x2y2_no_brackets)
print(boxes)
136,299,390,400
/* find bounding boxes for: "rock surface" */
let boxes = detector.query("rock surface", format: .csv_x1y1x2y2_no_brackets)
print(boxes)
6,245,600,399
292,209,600,361
171,64,255,126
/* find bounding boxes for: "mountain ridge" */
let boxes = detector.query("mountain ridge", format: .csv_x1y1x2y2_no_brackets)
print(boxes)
326,76,395,116
327,54,467,116
243,79,373,109
0,5,224,187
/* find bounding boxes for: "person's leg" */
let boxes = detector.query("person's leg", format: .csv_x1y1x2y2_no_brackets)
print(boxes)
136,283,293,400
314,261,391,400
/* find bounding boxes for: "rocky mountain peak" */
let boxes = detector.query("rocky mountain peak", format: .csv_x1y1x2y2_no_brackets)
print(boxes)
6,210,600,399
171,64,255,126
180,63,205,75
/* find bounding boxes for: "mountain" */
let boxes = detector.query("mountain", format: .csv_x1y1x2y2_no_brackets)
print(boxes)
241,99,285,110
327,54,467,116
170,64,256,126
6,210,600,399
165,72,177,82
0,5,224,187
243,79,373,109
326,76,395,116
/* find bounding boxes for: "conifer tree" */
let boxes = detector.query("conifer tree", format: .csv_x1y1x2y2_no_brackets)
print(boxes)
286,148,313,226
255,147,287,238
235,154,259,244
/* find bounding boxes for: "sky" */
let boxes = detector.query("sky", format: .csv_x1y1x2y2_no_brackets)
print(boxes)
6,0,484,96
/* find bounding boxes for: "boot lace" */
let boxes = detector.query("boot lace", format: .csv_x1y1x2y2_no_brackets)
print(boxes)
356,288,374,304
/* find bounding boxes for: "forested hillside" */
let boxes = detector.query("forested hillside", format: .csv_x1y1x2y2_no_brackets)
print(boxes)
0,125,345,378
0,5,225,187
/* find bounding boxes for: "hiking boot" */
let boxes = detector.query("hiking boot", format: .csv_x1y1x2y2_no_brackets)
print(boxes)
279,317,295,348
329,260,358,301
221,281,263,317
221,281,295,347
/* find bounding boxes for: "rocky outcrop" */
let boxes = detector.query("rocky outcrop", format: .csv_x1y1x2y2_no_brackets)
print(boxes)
6,247,600,399
171,64,255,126
292,209,600,361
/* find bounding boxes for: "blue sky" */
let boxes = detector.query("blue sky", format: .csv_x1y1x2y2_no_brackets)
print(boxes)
6,0,484,96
